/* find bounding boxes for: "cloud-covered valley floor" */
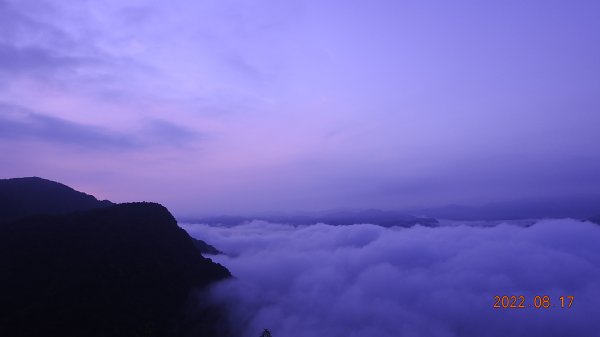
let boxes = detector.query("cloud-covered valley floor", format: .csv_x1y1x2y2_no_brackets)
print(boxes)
183,219,600,337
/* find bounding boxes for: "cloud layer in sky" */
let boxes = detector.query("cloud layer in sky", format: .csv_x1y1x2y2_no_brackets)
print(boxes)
1,0,600,214
184,219,600,337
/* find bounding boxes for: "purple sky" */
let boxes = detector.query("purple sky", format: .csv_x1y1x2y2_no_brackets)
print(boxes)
1,0,600,215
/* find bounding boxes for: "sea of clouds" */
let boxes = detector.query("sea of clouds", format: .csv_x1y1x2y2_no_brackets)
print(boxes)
182,219,600,337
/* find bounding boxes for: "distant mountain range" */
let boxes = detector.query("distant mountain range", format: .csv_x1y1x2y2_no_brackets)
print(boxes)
185,209,439,227
409,195,600,220
0,177,231,337
184,195,600,226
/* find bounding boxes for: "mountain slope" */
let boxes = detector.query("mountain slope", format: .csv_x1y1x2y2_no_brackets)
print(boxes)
0,176,113,222
193,238,223,255
0,178,232,337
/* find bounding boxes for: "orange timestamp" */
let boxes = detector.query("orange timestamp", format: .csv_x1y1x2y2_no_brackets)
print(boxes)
493,295,574,309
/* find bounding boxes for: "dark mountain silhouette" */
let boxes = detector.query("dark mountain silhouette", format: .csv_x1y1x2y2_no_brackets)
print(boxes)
411,195,600,220
187,209,438,227
589,215,600,225
193,238,223,255
260,328,273,337
0,178,232,337
0,177,113,222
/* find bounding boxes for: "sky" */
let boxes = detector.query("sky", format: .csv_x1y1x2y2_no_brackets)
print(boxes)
1,0,600,216
184,219,600,337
